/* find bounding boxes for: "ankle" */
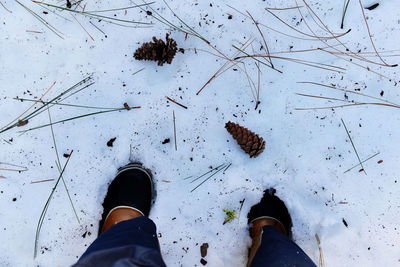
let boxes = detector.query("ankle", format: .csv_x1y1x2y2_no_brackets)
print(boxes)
101,207,143,233
251,217,287,237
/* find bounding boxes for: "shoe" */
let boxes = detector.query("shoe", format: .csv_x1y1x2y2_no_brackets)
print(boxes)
247,188,292,237
98,162,155,234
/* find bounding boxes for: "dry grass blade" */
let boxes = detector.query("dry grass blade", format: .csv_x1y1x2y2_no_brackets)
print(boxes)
341,118,366,175
0,162,28,171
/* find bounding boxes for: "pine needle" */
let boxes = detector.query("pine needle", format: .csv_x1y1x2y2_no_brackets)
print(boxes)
34,150,73,258
19,107,130,133
341,118,366,175
173,110,177,151
341,0,351,29
344,152,380,173
315,234,325,267
190,163,231,192
47,109,80,224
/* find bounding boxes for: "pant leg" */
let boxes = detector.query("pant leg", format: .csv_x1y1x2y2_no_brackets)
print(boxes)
74,216,166,267
250,226,316,267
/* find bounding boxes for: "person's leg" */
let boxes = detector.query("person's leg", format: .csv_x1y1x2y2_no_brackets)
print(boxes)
74,163,166,267
247,189,316,267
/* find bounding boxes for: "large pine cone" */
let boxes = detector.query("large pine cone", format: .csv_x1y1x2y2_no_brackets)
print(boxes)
134,33,178,66
225,121,266,158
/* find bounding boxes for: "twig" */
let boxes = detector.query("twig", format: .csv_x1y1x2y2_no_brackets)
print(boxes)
341,118,366,175
166,97,188,109
31,179,55,184
173,111,177,151
344,152,380,173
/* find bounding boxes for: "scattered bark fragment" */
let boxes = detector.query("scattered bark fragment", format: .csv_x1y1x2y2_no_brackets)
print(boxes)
17,120,29,127
107,137,117,147
200,258,207,265
63,153,70,158
342,218,348,227
365,3,379,10
378,160,383,164
162,138,170,144
123,103,131,110
66,0,72,8
200,243,209,257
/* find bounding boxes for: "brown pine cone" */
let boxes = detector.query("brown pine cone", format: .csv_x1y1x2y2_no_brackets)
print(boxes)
134,33,178,66
225,121,266,158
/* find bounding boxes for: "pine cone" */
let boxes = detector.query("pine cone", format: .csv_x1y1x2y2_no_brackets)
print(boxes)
134,33,178,66
225,121,265,158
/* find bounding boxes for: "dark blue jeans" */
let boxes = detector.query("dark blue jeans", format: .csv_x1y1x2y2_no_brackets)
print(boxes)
74,217,315,267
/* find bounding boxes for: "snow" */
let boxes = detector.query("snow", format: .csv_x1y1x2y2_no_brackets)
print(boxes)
1,0,400,266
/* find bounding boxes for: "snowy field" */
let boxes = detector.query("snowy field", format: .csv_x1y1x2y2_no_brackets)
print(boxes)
1,0,399,266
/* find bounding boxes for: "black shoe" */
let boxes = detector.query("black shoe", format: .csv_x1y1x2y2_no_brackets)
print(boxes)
98,162,155,235
247,188,293,237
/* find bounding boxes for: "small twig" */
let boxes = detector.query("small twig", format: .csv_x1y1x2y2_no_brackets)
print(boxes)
31,179,55,184
0,175,5,179
344,152,380,173
341,118,366,175
166,97,188,109
173,110,177,151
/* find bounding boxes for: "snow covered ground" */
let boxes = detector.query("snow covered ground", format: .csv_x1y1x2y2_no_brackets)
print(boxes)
1,0,399,266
